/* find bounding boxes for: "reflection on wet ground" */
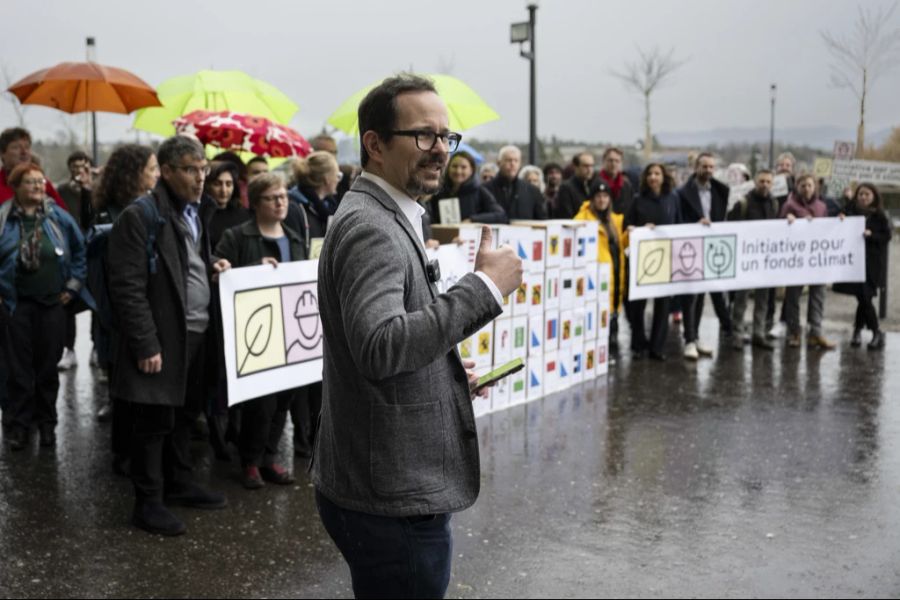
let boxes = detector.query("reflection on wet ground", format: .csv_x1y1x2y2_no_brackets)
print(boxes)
1,312,899,598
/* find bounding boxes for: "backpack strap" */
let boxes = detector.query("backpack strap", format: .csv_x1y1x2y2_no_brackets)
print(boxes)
133,194,166,275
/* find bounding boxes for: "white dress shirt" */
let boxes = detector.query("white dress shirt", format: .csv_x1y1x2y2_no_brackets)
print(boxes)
359,171,503,307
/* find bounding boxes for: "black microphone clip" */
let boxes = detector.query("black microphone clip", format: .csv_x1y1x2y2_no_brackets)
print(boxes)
426,259,441,283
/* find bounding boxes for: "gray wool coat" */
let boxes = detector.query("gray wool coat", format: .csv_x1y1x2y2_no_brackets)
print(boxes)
312,176,502,517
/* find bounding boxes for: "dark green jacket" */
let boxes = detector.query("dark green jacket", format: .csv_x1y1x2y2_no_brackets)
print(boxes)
214,220,307,268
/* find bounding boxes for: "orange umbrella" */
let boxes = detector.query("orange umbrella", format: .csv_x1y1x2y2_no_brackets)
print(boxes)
7,61,161,113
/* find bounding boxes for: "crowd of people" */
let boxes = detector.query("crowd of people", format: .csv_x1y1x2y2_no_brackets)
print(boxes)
0,121,892,536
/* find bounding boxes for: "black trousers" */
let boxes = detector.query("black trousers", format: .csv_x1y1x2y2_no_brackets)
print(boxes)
316,490,453,599
128,331,206,503
628,296,671,355
238,388,294,467
290,382,322,454
64,307,77,350
855,288,880,332
2,300,66,430
679,292,732,343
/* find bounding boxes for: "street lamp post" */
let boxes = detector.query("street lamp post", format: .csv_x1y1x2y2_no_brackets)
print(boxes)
511,4,538,165
86,37,98,164
769,83,776,170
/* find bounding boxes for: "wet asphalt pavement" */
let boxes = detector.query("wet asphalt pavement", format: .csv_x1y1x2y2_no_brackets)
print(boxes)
2,261,900,597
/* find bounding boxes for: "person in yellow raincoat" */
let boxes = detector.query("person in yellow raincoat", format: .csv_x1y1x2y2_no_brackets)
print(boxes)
574,181,627,357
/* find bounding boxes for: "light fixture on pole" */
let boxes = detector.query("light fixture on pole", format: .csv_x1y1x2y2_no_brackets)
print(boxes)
511,3,538,165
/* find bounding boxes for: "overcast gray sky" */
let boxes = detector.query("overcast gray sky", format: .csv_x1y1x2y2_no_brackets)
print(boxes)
2,0,898,147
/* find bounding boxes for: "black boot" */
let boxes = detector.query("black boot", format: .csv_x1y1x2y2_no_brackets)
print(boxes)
851,328,862,348
868,330,885,351
132,500,186,536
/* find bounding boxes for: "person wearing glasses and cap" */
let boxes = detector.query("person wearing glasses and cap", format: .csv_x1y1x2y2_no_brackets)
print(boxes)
313,73,523,599
107,135,232,537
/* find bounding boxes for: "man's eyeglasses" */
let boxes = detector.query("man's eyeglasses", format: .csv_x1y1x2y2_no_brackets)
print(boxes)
172,164,211,178
390,130,462,153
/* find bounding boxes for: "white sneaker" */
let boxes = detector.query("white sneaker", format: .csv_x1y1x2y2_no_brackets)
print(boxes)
57,348,78,370
684,342,699,360
696,342,714,357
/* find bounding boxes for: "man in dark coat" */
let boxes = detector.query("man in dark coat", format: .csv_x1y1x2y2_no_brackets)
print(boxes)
598,147,636,216
108,135,231,536
553,151,597,218
727,169,780,350
676,153,733,360
484,145,547,220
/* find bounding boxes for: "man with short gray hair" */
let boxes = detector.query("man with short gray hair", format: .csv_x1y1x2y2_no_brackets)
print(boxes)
108,135,231,536
485,145,547,220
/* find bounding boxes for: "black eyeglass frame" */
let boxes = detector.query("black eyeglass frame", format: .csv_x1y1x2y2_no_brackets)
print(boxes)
389,129,463,153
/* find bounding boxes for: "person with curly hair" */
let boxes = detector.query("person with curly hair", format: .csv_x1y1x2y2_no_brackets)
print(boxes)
90,145,159,474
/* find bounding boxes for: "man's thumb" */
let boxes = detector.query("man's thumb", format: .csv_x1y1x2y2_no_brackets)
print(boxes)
478,225,493,253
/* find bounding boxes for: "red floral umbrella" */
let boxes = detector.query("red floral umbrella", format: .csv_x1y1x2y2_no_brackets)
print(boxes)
173,110,312,158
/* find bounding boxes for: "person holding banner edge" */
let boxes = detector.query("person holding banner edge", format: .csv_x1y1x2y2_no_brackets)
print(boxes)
727,169,780,351
676,153,733,360
835,183,891,350
313,73,523,599
624,163,681,361
779,174,837,350
214,172,305,488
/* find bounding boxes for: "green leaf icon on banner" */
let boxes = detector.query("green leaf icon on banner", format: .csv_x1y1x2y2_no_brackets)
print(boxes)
239,303,273,375
639,247,665,283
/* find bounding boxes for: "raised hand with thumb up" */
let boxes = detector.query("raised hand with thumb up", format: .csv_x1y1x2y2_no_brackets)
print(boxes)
474,225,524,298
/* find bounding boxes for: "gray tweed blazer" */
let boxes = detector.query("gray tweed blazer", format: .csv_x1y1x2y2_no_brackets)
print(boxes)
312,176,501,516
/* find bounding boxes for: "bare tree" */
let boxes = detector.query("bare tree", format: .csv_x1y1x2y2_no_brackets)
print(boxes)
821,2,900,156
1,63,27,126
611,46,687,159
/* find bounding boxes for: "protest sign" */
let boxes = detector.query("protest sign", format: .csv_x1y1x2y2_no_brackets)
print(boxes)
831,158,900,187
219,260,323,406
628,217,865,300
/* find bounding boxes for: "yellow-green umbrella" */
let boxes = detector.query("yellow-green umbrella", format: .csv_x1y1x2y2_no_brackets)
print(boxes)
327,74,499,135
133,70,298,137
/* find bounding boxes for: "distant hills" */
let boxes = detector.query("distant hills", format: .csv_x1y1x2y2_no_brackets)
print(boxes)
657,126,893,150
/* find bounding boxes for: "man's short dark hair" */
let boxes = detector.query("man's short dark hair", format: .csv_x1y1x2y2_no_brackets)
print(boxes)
67,150,92,167
573,151,593,167
756,168,774,177
602,147,623,160
157,135,204,167
0,127,32,154
696,152,716,164
358,73,437,168
542,162,562,177
247,156,268,168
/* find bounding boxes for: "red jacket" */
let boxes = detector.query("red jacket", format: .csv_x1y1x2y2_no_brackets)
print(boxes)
0,168,67,210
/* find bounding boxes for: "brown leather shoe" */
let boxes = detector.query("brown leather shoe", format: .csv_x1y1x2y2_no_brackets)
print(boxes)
808,335,836,350
787,335,802,348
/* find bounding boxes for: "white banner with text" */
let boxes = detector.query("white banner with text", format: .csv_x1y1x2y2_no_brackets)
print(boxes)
628,217,865,300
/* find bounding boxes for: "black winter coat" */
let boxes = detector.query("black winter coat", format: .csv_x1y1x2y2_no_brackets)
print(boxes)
554,175,595,219
429,177,507,224
677,175,730,223
107,182,213,407
214,219,307,267
484,174,548,220
845,203,892,290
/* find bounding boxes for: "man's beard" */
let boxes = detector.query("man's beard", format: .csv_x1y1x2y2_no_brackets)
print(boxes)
405,155,446,197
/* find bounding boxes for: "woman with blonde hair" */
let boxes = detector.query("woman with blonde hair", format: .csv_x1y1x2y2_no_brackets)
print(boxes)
288,151,341,239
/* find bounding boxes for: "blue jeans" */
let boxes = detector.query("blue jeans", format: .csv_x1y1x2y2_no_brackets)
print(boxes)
315,489,453,599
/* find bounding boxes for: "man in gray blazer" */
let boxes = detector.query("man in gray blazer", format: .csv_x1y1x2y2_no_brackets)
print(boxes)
313,74,523,599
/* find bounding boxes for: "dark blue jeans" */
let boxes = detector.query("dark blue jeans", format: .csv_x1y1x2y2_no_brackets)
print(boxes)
315,489,453,599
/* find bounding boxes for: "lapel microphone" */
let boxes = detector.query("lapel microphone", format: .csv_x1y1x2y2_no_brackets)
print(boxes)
426,259,441,283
